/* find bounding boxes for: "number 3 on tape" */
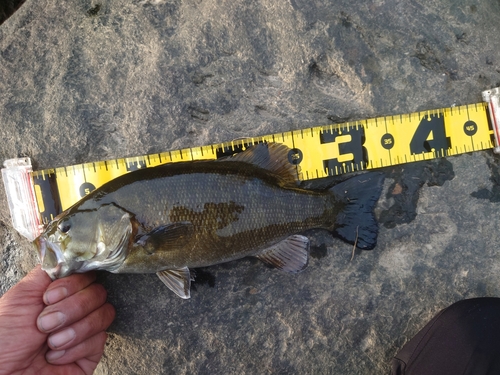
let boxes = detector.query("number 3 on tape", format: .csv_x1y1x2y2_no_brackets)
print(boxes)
2,87,499,241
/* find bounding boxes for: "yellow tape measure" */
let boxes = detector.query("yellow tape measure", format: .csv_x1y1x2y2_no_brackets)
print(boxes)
5,88,500,242
31,102,492,226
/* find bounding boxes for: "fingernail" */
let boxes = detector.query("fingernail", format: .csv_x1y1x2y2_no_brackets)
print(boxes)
46,349,65,362
44,287,68,305
38,311,65,332
49,327,75,348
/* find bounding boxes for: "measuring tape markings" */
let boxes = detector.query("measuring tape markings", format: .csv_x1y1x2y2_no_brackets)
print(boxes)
32,102,493,224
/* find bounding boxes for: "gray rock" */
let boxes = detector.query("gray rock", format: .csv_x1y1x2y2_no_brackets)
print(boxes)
2,0,500,373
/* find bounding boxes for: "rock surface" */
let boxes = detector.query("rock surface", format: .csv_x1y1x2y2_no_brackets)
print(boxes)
2,0,500,373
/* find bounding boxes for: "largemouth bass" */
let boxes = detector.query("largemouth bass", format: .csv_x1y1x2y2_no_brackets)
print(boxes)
34,143,384,298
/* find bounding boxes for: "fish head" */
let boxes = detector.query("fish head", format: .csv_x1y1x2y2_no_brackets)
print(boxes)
34,204,135,279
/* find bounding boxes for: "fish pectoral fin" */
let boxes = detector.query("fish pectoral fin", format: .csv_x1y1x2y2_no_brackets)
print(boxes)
218,143,300,188
135,222,194,254
256,234,310,273
157,267,191,299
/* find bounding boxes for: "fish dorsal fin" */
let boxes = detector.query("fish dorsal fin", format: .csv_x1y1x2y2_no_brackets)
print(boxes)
135,222,194,254
256,234,310,273
157,267,191,299
221,143,301,187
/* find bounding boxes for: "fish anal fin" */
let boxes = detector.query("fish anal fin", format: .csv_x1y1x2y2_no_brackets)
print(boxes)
135,222,194,254
220,143,301,187
157,267,191,299
256,234,310,273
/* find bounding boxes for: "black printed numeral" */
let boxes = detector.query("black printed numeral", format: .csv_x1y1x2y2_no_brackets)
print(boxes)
320,126,368,173
126,160,147,171
410,114,450,154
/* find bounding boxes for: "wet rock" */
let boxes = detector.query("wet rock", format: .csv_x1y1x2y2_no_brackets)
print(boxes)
2,0,500,374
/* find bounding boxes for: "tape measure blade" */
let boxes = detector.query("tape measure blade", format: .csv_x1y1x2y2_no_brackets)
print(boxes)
32,169,61,224
27,101,493,226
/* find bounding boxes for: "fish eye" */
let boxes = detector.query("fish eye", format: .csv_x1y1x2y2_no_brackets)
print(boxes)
58,220,71,234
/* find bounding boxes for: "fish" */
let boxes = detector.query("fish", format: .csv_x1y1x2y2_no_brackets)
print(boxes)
33,143,384,299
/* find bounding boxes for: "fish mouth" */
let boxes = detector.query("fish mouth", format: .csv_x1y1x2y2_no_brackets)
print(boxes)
35,236,67,280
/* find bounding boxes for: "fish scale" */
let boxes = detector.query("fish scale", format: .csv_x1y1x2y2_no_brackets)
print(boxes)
111,165,333,272
33,143,384,298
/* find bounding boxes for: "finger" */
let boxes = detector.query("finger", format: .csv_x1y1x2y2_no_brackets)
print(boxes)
46,331,108,368
24,265,53,293
2,265,52,304
43,272,97,305
37,283,107,333
47,302,115,350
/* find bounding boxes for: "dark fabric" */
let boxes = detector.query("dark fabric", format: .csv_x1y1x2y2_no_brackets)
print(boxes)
391,298,500,375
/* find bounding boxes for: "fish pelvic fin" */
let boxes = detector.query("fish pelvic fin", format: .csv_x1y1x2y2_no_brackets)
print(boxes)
157,267,191,299
331,172,385,250
219,143,301,188
256,234,310,273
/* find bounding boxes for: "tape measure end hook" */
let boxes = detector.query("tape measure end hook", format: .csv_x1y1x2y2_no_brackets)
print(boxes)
482,87,500,153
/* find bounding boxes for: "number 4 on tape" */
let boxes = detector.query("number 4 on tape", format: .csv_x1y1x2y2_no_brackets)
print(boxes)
3,87,500,241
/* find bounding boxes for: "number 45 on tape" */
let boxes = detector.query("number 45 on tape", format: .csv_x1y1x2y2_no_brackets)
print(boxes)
3,87,500,242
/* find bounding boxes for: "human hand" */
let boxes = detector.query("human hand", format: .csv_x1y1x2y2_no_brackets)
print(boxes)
0,265,115,375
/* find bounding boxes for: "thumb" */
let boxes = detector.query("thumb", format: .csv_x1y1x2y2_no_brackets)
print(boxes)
3,265,52,303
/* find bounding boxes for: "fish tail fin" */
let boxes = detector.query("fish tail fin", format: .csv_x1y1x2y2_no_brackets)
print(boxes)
330,172,384,250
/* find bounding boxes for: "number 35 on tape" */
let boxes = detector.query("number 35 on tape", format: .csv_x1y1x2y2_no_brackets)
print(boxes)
3,87,500,241
33,96,495,223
